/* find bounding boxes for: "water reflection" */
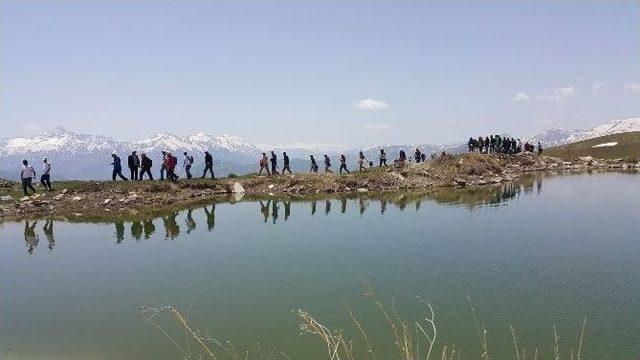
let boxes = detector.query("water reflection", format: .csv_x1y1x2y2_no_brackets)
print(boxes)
18,175,545,252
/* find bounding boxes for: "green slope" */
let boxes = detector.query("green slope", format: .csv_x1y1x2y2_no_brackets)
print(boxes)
546,131,640,161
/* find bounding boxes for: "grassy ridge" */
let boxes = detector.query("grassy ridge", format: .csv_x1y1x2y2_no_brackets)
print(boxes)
546,131,640,161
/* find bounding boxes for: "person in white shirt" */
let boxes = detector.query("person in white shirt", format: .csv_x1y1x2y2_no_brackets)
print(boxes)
183,152,194,179
20,159,37,196
40,158,52,191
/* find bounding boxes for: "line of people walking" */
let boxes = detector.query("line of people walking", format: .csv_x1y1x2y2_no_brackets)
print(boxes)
111,150,217,182
467,135,543,155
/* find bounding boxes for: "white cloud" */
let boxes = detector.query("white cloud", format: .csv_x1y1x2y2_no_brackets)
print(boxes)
626,83,640,92
364,123,391,131
591,81,604,92
354,98,389,110
536,86,575,105
511,92,530,102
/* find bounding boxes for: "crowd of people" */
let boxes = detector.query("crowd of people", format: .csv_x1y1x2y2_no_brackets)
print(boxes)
17,136,544,196
467,135,543,155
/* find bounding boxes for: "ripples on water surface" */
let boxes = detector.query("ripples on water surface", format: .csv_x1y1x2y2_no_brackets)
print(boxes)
1,173,639,359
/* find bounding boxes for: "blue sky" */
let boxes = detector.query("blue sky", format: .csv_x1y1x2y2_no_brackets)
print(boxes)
1,1,639,146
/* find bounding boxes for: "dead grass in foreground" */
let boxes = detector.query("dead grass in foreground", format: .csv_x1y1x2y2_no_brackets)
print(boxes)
141,294,588,360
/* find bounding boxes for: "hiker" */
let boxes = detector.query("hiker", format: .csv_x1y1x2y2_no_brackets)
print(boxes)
537,141,543,155
478,137,485,154
166,152,178,181
309,155,319,173
323,154,333,173
128,151,140,180
183,151,194,179
467,138,475,152
484,137,490,153
358,151,367,171
40,158,52,191
140,153,153,180
414,148,422,163
270,151,279,175
110,153,128,181
282,152,292,174
379,149,387,166
258,153,271,175
339,154,349,174
160,151,168,180
398,150,407,166
421,153,427,162
43,219,55,251
202,151,214,178
489,135,496,153
517,139,523,153
20,160,37,196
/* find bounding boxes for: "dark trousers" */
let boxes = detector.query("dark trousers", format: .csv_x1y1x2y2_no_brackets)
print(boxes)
40,174,51,190
140,167,153,180
271,163,278,174
202,164,214,178
160,166,166,180
22,177,35,195
339,164,349,173
185,165,192,179
379,159,387,166
282,164,292,174
113,168,128,181
129,167,138,180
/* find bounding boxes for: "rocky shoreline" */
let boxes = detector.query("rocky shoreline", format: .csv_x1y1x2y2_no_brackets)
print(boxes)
1,152,638,221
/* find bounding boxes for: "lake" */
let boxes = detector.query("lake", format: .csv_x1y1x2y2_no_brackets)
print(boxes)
1,172,639,359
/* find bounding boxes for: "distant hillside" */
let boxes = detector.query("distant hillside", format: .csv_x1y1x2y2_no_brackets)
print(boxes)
545,131,640,161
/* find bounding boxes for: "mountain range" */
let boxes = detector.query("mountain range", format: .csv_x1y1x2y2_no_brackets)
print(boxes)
1,117,638,180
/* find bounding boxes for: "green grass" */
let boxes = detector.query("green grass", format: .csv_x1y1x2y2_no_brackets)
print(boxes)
545,131,640,162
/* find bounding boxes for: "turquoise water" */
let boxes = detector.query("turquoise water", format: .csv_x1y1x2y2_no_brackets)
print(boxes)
1,173,639,359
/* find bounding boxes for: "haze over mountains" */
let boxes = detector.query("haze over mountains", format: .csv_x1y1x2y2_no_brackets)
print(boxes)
1,117,638,180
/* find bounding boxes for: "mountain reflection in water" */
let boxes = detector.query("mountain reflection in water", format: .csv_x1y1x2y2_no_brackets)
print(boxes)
19,176,542,253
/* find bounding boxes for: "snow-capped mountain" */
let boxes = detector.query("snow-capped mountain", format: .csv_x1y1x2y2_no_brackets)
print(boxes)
0,128,261,180
527,117,640,146
2,117,638,180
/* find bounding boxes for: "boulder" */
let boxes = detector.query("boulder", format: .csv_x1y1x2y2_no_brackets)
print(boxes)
20,196,30,202
454,177,467,186
103,198,112,205
53,194,64,200
62,189,68,194
0,195,13,202
232,182,245,194
72,196,82,201
357,188,368,193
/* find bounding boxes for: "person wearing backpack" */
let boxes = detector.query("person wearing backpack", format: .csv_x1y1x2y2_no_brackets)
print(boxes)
323,154,333,173
20,160,37,196
140,153,153,180
163,152,177,181
282,151,292,174
339,154,349,174
40,157,52,191
128,151,140,180
183,151,194,179
202,151,214,178
379,149,387,167
309,155,318,173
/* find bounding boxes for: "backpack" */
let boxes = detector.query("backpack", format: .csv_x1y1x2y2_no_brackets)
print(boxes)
189,155,194,164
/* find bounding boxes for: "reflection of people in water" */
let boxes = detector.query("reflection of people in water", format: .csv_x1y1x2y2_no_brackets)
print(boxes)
203,205,216,231
24,220,39,254
43,219,55,251
340,198,347,213
143,219,156,239
283,201,291,221
415,200,421,211
162,211,180,240
259,200,270,223
536,179,542,194
380,200,387,214
115,221,125,243
359,198,367,215
325,200,331,215
271,200,279,224
131,221,143,240
185,209,197,234
311,200,317,216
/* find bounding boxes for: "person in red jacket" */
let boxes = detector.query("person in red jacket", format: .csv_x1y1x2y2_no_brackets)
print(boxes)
166,152,178,181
